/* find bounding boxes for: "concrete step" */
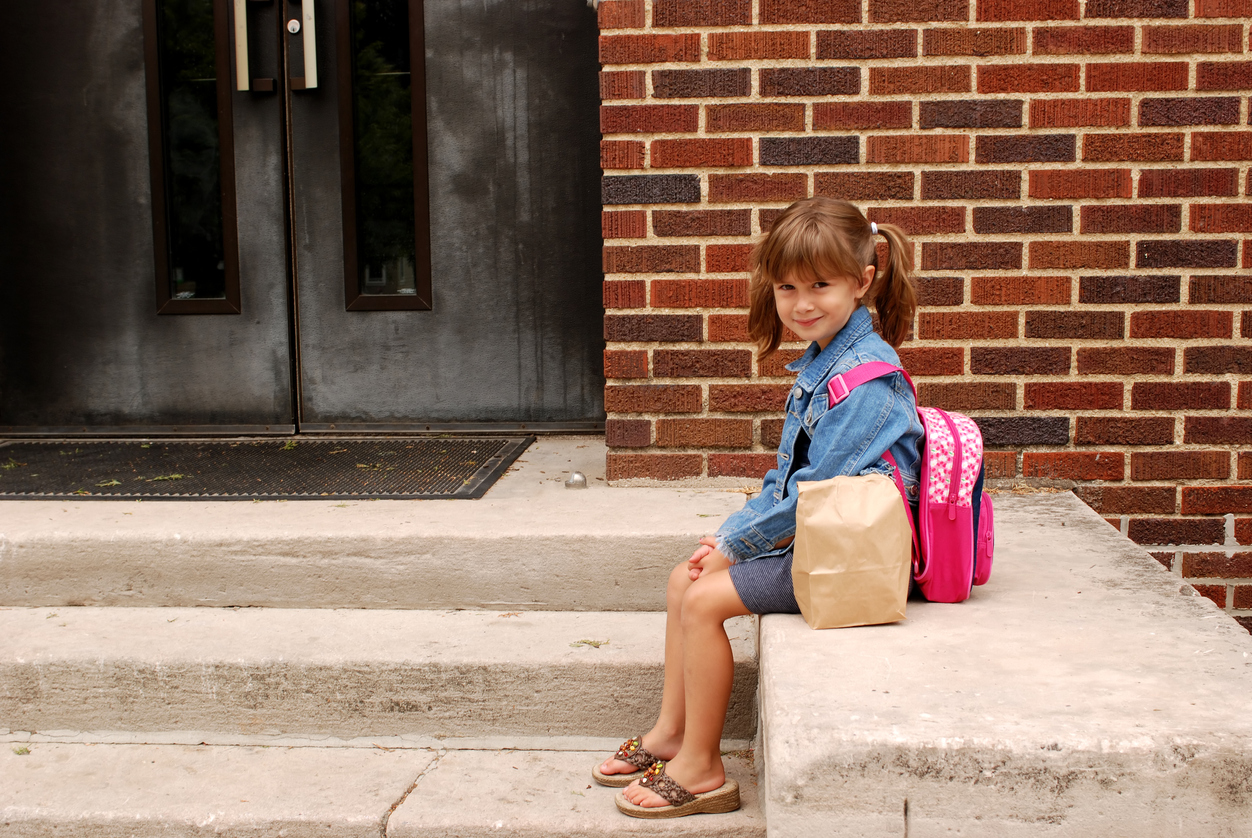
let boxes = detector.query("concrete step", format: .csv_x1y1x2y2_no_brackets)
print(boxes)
0,740,764,837
758,492,1252,837
0,438,746,611
0,608,758,741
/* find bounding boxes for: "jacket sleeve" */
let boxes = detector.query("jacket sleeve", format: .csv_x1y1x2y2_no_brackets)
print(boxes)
714,376,903,564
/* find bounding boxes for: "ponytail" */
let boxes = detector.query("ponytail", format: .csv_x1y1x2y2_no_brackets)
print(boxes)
868,222,916,348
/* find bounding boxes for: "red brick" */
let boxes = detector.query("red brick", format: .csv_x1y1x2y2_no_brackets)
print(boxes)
971,347,1071,375
604,280,647,309
604,350,649,379
1149,550,1173,569
870,66,971,95
1088,62,1189,93
1084,133,1185,162
1029,98,1130,128
917,310,1018,339
606,418,651,448
761,68,861,97
759,348,806,377
1132,451,1230,481
607,453,703,481
1076,416,1174,445
1086,0,1188,16
760,418,786,448
1029,241,1128,269
656,418,753,448
1024,382,1123,410
1234,586,1252,609
978,64,1079,93
1131,519,1225,548
814,102,912,131
818,172,916,200
599,34,701,65
1239,516,1252,545
1241,381,1252,409
1077,347,1176,375
604,245,700,274
1130,310,1232,338
1138,168,1240,197
971,275,1070,305
707,31,810,60
1029,169,1131,198
1193,584,1229,608
923,170,1021,199
984,451,1017,479
597,0,645,28
605,385,703,414
653,210,751,238
868,206,966,235
705,244,752,274
653,349,750,378
977,0,1078,19
602,140,645,170
818,29,919,59
709,384,792,412
867,136,969,163
600,71,646,101
897,346,966,376
709,453,777,478
653,0,751,26
605,314,702,342
1032,26,1133,54
924,27,1026,55
1196,0,1251,14
871,0,969,21
1186,417,1252,444
922,242,1022,270
1131,381,1230,410
706,104,806,133
1192,205,1252,233
1184,487,1252,514
603,210,647,240
1197,62,1252,91
916,382,1017,411
1191,132,1252,161
706,314,749,343
652,68,752,99
1081,205,1180,234
708,174,807,204
1144,25,1245,54
1023,452,1123,481
650,139,752,169
761,0,861,22
651,278,749,308
1074,485,1177,515
600,105,699,135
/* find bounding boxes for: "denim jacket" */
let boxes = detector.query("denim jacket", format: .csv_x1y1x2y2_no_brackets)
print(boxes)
715,305,924,565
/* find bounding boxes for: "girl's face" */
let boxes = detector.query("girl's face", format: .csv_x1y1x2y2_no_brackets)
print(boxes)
773,265,875,350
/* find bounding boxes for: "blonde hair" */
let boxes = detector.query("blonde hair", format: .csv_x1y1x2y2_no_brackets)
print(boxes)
747,197,916,357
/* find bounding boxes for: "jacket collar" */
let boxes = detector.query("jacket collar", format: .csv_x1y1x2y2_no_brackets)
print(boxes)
784,305,874,392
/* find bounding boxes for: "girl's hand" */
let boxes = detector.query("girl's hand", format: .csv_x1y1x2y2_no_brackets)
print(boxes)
688,536,731,581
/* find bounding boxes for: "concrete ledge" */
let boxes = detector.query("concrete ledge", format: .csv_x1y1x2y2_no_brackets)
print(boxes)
1,609,757,740
760,492,1252,837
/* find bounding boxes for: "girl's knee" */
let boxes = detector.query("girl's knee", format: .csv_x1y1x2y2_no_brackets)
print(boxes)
667,560,692,604
680,581,723,629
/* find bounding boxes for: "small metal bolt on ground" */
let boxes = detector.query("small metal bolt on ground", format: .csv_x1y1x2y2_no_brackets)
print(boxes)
565,471,588,489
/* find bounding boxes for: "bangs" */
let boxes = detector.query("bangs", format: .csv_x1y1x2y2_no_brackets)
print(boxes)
754,212,872,287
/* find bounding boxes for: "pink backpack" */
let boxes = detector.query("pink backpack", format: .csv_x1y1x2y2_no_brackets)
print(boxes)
828,362,995,603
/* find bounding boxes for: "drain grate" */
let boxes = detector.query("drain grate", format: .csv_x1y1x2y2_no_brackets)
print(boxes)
0,437,533,500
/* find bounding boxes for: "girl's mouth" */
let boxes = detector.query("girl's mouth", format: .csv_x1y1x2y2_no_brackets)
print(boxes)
793,316,822,328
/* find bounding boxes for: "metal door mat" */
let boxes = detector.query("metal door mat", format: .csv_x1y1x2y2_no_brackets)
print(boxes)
0,437,533,500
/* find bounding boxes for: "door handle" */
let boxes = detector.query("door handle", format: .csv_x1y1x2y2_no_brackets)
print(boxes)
234,0,276,93
289,0,318,90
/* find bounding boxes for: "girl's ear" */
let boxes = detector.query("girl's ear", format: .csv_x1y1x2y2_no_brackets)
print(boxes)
854,264,875,300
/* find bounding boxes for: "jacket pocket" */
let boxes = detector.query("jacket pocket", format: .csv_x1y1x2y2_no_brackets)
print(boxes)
802,392,828,434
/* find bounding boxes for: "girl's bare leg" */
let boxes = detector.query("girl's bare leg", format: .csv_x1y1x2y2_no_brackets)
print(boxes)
597,560,694,777
621,568,749,806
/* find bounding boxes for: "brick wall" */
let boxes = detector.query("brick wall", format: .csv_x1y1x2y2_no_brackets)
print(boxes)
596,0,1252,629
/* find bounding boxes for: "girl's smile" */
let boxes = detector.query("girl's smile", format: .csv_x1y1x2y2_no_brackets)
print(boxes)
773,264,875,350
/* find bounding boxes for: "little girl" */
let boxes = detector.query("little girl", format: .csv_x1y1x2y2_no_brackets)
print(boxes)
595,197,925,819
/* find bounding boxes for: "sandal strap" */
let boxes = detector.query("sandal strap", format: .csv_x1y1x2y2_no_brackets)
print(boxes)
639,761,696,807
612,736,657,771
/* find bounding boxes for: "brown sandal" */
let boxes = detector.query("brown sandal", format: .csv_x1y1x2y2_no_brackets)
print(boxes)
591,736,658,787
614,761,740,819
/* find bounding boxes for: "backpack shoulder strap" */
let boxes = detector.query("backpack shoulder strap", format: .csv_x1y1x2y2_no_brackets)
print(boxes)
827,361,915,405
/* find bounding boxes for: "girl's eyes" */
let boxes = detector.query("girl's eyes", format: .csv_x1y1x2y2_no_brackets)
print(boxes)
775,283,794,291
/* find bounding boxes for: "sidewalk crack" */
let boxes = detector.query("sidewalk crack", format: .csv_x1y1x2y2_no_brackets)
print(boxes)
380,749,445,838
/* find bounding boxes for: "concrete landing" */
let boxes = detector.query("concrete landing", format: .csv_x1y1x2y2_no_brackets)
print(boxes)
0,437,745,611
759,492,1252,838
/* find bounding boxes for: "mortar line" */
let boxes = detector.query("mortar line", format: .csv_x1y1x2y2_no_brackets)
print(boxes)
380,749,445,838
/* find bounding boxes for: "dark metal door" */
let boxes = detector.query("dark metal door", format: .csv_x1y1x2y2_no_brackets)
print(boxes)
0,0,604,434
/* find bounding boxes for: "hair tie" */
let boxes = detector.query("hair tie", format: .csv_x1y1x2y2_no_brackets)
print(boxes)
870,222,878,235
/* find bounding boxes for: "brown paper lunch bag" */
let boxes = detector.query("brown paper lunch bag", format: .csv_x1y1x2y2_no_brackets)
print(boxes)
792,473,913,629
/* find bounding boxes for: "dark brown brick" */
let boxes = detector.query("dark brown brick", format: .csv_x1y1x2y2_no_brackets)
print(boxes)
1190,276,1252,303
603,280,646,309
1197,62,1252,92
1079,275,1180,304
1080,205,1181,234
971,347,1071,375
918,310,1019,339
606,418,652,448
656,418,753,448
650,138,752,169
1030,98,1131,128
603,175,701,206
1023,452,1123,481
819,172,916,200
706,104,806,133
914,277,966,306
600,71,646,101
1240,382,1252,411
1084,133,1185,162
921,100,1023,129
1239,515,1252,544
1150,551,1176,569
607,453,703,481
1140,97,1241,126
604,245,700,274
1183,551,1252,577
604,314,702,342
1139,168,1239,197
709,384,792,412
1085,0,1188,17
1132,451,1230,481
1131,381,1230,410
1024,382,1123,409
973,205,1071,233
921,242,1022,270
1077,347,1176,375
760,137,860,167
652,69,751,100
917,383,1016,411
653,0,751,26
603,210,647,240
1130,519,1224,548
604,349,649,379
818,29,918,59
1145,24,1244,54
760,418,786,449
869,207,967,235
813,102,913,130
1026,310,1124,339
972,276,1071,305
651,278,749,308
897,346,966,376
708,174,808,204
975,417,1071,446
1029,169,1131,199
977,0,1079,19
1185,346,1252,375
708,453,777,478
761,0,862,23
760,68,861,97
978,64,1080,93
653,210,751,238
1136,240,1239,269
1029,241,1129,269
923,170,1021,199
1087,61,1189,92
1185,417,1252,444
1032,26,1134,54
1074,486,1177,515
924,27,1026,55
599,34,702,64
871,0,969,22
707,31,810,61
1076,416,1174,445
605,385,703,414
